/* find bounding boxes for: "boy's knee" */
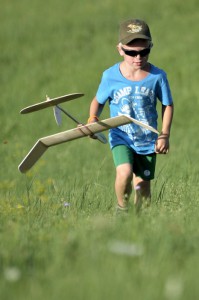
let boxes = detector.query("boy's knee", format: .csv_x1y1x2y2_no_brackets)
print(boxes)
116,164,133,182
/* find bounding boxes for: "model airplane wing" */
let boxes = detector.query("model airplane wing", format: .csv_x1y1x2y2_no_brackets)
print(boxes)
18,115,159,173
20,93,84,114
127,117,159,134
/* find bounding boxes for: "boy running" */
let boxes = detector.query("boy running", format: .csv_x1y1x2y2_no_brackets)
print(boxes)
88,19,174,212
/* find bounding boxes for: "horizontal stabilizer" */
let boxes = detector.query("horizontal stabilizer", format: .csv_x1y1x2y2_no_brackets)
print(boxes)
20,93,84,114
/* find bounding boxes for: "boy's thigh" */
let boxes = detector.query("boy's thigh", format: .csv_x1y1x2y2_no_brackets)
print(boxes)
133,152,156,180
112,145,156,180
112,145,133,167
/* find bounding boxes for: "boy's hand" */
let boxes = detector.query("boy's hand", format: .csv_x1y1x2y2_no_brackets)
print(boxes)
155,134,170,154
86,116,99,139
87,116,99,124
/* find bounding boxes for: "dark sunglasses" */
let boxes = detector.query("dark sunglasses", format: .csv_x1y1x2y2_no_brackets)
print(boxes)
121,47,151,57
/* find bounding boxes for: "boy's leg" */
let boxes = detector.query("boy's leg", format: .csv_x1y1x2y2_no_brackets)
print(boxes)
112,145,133,208
115,163,133,208
133,152,156,210
133,176,151,210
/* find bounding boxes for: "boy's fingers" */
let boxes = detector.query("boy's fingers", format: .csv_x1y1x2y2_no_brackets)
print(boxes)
155,147,169,154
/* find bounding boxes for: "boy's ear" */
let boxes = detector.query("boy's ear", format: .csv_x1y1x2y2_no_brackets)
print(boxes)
117,44,124,56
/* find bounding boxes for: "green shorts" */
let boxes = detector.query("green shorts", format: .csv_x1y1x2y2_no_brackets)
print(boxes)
112,145,156,180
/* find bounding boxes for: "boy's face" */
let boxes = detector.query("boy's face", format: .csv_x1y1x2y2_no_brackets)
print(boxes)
118,39,151,69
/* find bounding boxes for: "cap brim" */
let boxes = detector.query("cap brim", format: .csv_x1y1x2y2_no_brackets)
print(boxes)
120,34,151,45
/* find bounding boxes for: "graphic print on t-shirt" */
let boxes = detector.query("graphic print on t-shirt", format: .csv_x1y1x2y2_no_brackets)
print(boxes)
111,85,156,147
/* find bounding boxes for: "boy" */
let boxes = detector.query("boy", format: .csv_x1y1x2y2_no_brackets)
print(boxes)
87,19,174,212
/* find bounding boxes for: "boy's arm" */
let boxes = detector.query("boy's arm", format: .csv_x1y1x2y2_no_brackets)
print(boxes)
88,96,104,123
155,104,174,154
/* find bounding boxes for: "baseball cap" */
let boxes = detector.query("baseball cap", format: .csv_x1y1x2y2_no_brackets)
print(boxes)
119,19,152,45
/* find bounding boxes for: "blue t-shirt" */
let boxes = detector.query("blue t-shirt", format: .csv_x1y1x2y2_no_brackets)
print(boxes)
96,63,173,154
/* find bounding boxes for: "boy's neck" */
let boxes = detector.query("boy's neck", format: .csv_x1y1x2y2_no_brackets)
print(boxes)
120,62,150,82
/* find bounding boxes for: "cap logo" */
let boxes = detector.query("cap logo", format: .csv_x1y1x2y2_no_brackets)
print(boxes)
127,24,142,33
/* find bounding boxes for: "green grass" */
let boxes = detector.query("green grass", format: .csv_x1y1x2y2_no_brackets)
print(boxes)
1,0,199,299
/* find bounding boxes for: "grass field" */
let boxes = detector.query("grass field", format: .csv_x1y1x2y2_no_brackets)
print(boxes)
1,0,199,299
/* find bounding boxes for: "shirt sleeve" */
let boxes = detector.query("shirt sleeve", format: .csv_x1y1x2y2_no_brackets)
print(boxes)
96,72,110,104
157,73,173,106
